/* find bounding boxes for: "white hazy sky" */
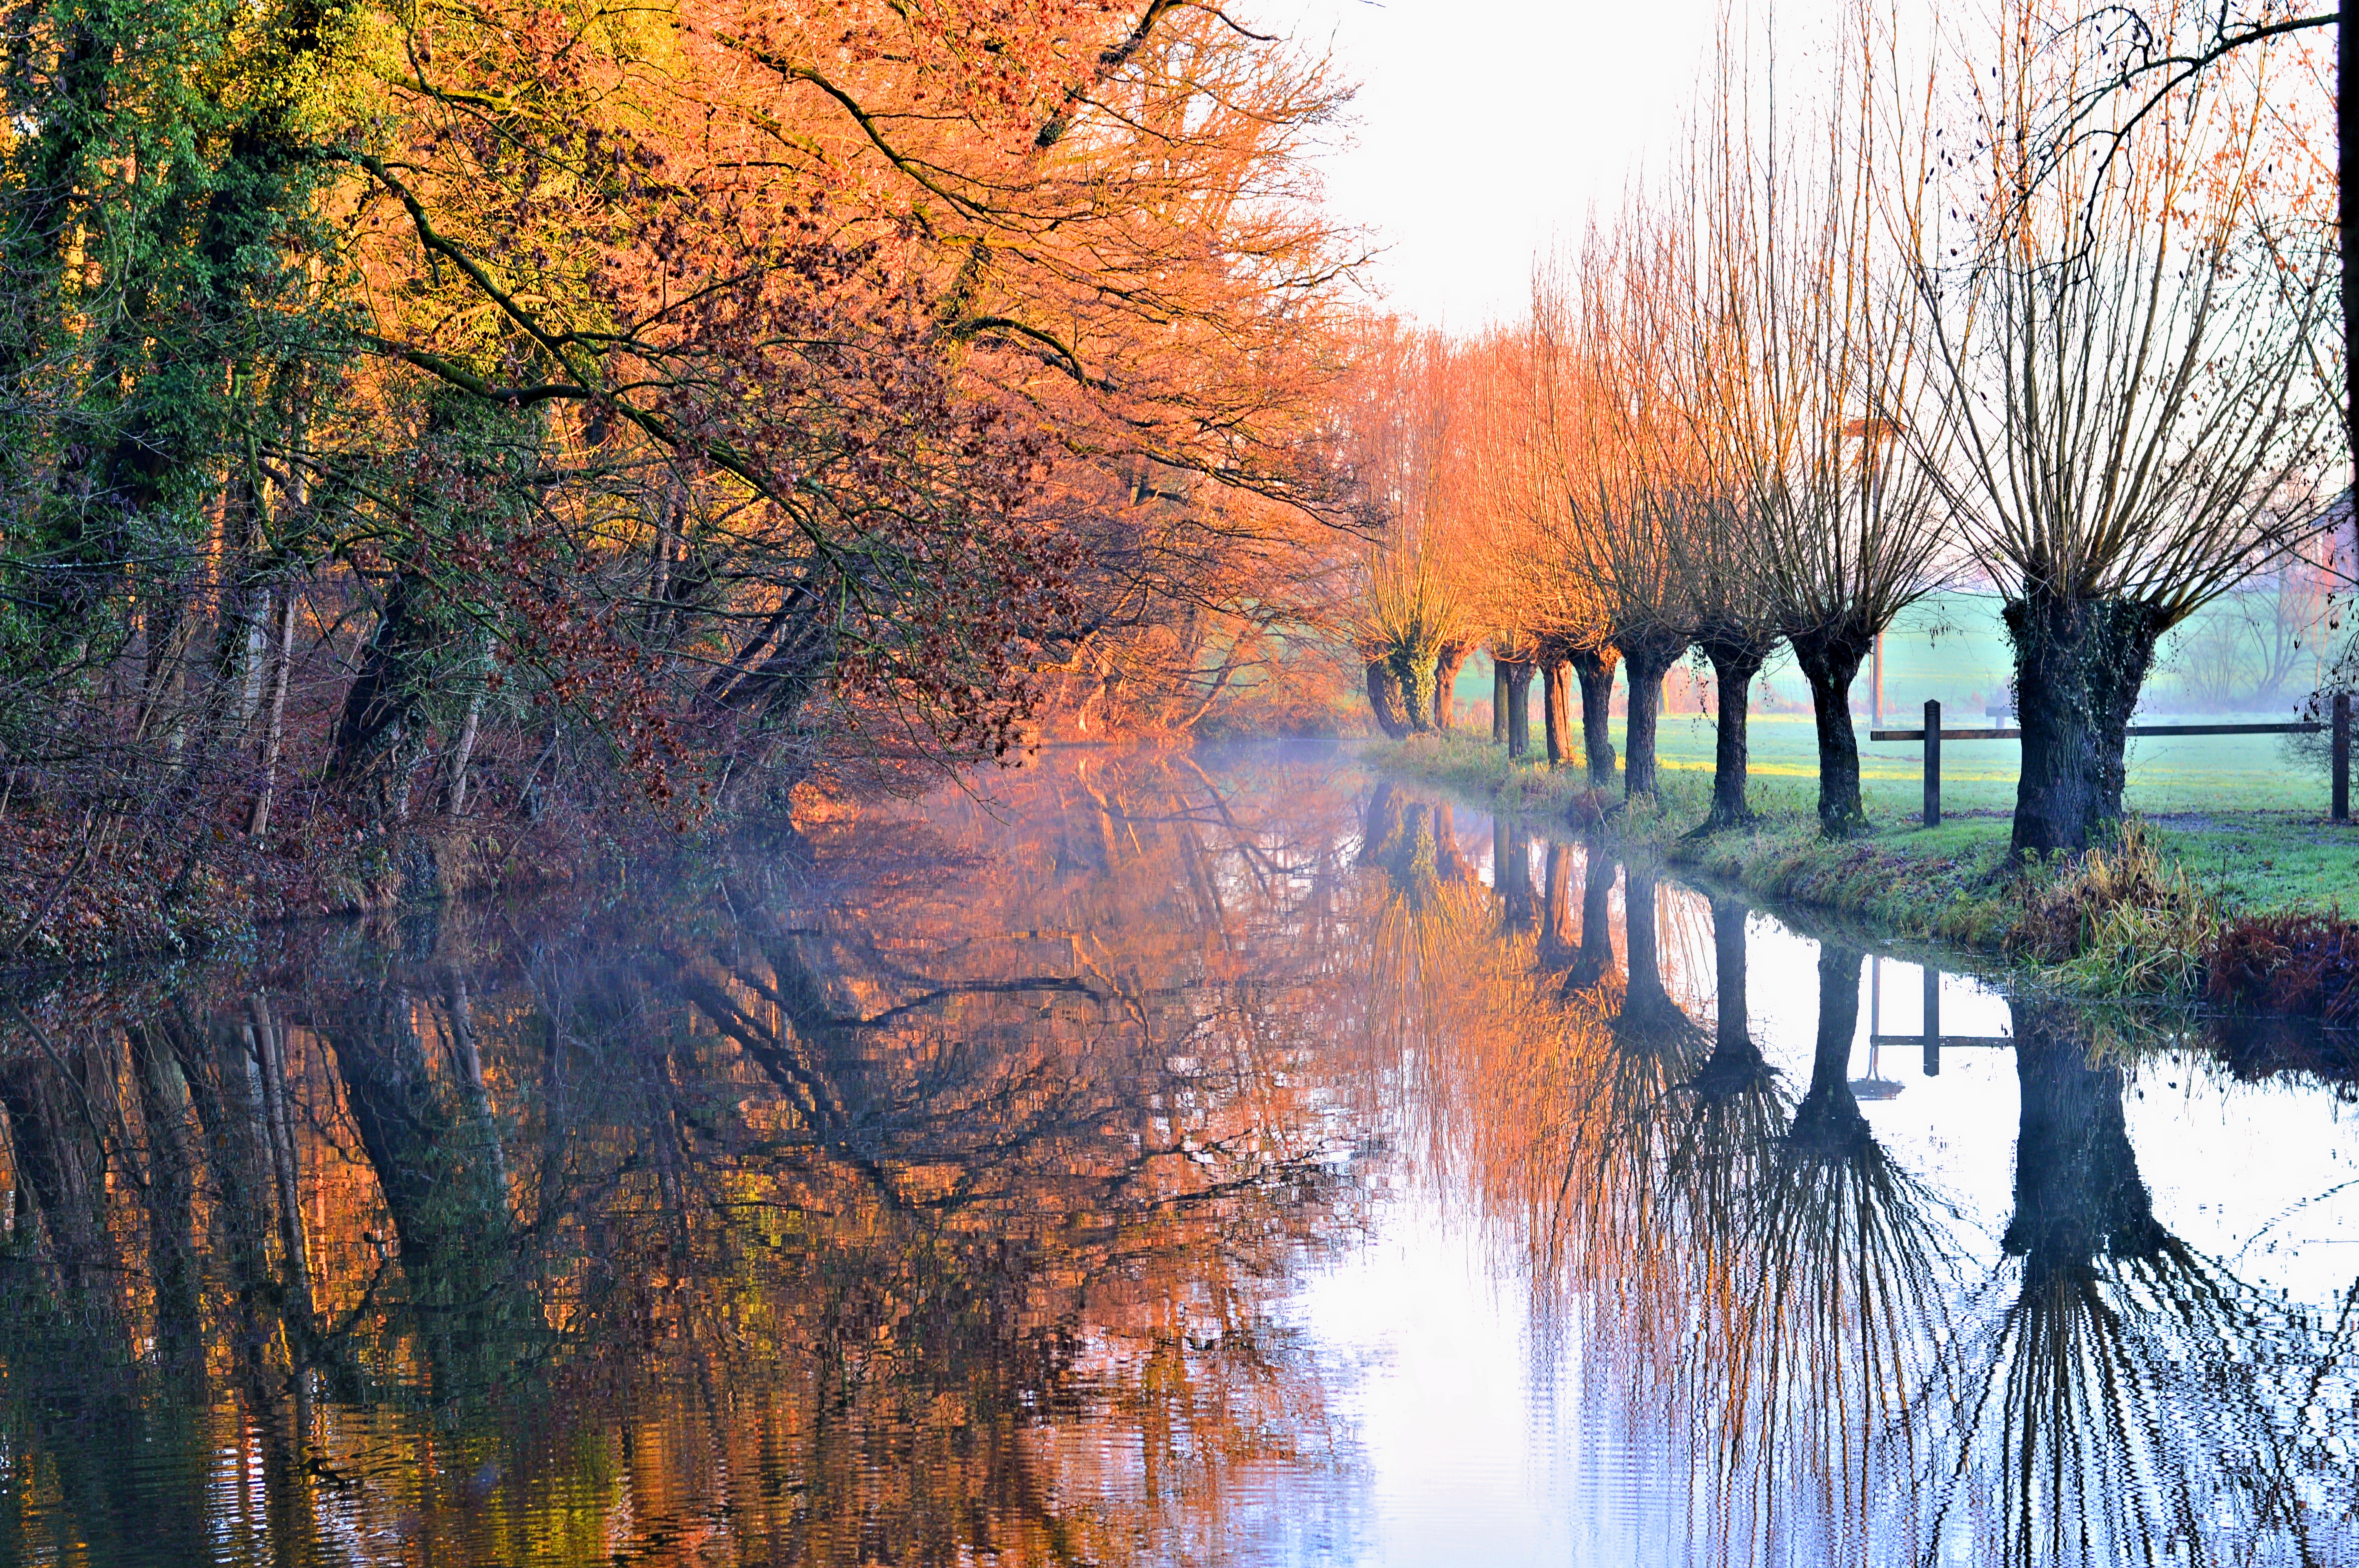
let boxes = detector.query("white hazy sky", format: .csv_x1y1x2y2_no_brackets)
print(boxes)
1279,0,1733,327
1279,0,1938,327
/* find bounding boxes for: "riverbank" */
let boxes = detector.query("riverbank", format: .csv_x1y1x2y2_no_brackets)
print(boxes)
0,812,608,966
1363,730,2359,1015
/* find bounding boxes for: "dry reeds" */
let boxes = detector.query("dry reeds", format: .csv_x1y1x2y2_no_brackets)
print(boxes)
2015,818,2221,995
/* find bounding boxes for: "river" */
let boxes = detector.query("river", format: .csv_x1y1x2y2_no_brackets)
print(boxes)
2,744,2354,1566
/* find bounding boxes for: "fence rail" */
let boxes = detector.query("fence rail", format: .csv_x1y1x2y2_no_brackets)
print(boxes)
1869,957,2010,1074
1866,693,2352,826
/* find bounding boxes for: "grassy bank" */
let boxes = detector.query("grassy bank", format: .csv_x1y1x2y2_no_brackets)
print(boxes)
1363,726,2359,1008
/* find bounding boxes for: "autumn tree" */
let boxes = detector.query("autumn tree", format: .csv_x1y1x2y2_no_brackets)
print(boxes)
0,0,1368,944
1533,232,1696,803
1460,325,1611,769
1654,78,1790,831
1338,325,1476,737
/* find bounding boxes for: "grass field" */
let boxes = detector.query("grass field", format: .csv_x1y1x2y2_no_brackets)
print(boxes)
1372,715,2357,919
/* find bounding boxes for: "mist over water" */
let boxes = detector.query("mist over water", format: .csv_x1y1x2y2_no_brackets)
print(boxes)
2,745,2354,1566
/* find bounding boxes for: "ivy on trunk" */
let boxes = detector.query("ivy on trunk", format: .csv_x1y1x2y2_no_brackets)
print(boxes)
1387,645,1438,735
2003,591,2166,857
2003,1002,2169,1281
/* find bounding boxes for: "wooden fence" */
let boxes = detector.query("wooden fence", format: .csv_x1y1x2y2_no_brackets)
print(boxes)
1867,692,2352,827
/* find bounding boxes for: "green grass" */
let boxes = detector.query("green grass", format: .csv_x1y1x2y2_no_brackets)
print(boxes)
1365,719,2359,968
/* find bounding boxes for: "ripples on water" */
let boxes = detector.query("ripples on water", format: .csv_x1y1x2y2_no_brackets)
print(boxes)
1,745,2355,1566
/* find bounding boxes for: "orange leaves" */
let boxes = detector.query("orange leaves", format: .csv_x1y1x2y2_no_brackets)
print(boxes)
286,0,1360,798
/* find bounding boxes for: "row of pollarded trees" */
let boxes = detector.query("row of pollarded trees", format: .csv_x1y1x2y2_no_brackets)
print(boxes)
1346,0,2343,853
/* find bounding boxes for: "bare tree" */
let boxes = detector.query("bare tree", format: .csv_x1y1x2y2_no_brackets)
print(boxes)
1698,1,1956,837
1659,84,1788,833
2043,1,2344,469
1916,0,2342,853
2168,557,2334,711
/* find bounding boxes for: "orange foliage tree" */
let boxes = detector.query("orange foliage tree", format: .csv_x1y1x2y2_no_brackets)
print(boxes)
0,0,1369,953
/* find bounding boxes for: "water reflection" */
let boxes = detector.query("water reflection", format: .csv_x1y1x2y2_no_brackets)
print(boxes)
1,748,2354,1566
1918,1002,2355,1564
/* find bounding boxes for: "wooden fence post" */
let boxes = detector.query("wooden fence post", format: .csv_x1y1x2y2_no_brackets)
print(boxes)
1923,698,1941,828
2335,691,2350,823
1922,965,1940,1078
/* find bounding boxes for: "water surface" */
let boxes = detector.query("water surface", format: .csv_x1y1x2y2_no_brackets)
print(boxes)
3,746,2355,1565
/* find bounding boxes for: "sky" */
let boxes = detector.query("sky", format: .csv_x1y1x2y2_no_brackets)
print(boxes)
1277,0,1732,327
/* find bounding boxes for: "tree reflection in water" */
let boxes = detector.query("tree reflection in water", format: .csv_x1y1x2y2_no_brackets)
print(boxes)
0,751,1375,1566
1358,810,2353,1566
1,759,2353,1566
1917,1002,2358,1565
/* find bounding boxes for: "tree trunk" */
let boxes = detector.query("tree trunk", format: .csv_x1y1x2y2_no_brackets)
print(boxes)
1714,895,1747,1055
155,1015,280,1322
1432,802,1475,881
130,1028,201,1356
1397,802,1441,902
1621,638,1681,802
247,586,298,837
1698,636,1772,832
646,503,674,638
236,588,270,733
1364,659,1412,740
1432,641,1470,732
1538,840,1574,968
446,642,488,815
1360,782,1405,868
448,978,508,1196
1390,646,1438,735
1492,659,1509,744
2002,1000,2168,1282
1686,895,1774,1100
1787,942,1870,1160
1570,645,1621,788
1542,659,1573,768
1618,858,1686,1034
445,691,483,815
2003,590,2165,856
1497,819,1535,931
329,564,433,789
1789,624,1875,837
1566,838,1618,995
250,995,316,1338
0,1058,103,1273
1490,813,1512,907
1502,661,1534,759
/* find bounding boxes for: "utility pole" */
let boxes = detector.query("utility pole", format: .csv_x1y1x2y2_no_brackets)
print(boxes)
1871,631,1884,729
